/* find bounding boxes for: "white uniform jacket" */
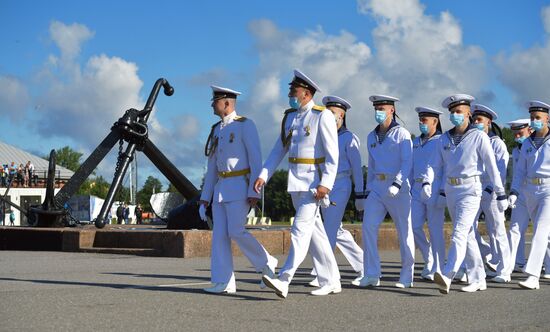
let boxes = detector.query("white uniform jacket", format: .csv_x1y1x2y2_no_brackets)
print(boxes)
411,133,443,204
336,127,364,193
511,133,550,195
200,111,262,203
366,121,413,191
425,126,506,195
481,134,509,192
259,99,339,192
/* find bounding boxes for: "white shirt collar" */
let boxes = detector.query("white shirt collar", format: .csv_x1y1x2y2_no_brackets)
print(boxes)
221,110,237,126
298,99,315,113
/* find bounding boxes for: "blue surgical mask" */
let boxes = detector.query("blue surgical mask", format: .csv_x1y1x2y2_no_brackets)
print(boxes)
375,110,387,124
515,136,527,144
531,119,544,132
450,113,464,127
419,123,429,135
475,123,485,131
289,97,300,109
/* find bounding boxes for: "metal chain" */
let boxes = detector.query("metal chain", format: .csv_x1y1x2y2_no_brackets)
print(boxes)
114,139,124,176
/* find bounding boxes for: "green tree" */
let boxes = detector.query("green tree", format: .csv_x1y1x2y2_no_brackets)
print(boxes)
263,170,294,221
166,182,180,193
76,176,115,199
50,146,83,172
137,176,163,211
501,127,516,155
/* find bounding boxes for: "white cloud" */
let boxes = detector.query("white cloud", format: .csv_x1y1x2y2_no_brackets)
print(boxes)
0,75,30,121
243,0,489,154
49,21,94,60
30,21,206,187
358,0,424,21
495,5,550,105
36,54,143,144
173,114,201,140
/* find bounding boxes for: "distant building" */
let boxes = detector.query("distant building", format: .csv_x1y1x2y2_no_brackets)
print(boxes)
0,141,74,226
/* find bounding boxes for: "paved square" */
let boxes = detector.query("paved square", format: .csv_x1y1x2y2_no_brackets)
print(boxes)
1,250,548,331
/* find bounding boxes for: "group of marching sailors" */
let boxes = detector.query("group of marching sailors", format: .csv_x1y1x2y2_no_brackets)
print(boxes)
199,69,550,298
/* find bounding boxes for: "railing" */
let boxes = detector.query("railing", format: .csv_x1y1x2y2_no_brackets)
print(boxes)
0,169,67,189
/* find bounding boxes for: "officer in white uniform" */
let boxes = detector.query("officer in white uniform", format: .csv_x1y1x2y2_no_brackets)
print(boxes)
308,95,365,288
254,70,341,298
428,94,508,294
511,101,550,289
506,119,532,273
356,95,416,289
470,104,512,282
411,106,446,281
200,86,278,294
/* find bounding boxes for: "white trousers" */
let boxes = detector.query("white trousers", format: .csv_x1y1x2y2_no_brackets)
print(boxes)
312,178,363,274
508,195,530,268
524,183,550,277
210,199,276,284
279,192,340,287
362,179,415,283
443,181,486,284
411,192,446,275
474,193,512,276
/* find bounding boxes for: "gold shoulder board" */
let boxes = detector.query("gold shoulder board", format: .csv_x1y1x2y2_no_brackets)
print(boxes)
234,116,247,122
312,105,325,112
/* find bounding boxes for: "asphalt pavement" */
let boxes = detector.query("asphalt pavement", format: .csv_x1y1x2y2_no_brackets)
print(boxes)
1,250,549,331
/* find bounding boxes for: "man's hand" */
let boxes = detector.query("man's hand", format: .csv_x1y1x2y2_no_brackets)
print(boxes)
508,194,517,209
314,185,330,200
198,200,209,221
247,197,259,207
254,178,265,194
388,185,399,198
420,183,432,201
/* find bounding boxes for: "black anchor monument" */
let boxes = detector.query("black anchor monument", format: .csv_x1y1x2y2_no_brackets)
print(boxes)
1,78,209,230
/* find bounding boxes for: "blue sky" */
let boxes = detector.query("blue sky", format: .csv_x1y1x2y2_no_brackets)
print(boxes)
1,0,550,189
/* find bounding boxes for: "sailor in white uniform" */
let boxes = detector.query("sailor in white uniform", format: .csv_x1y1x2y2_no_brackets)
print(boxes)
200,86,277,294
506,119,532,273
470,104,512,282
428,94,508,294
308,95,365,288
356,95,416,289
255,69,341,298
411,106,446,281
511,101,550,289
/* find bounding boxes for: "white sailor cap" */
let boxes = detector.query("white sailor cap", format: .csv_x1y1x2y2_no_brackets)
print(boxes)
322,95,352,111
369,95,399,106
210,85,241,101
507,118,530,130
415,106,442,118
441,94,475,109
471,104,498,120
526,100,550,113
289,69,321,94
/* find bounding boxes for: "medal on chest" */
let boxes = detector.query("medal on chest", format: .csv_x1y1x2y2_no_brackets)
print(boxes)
304,125,311,136
229,133,235,143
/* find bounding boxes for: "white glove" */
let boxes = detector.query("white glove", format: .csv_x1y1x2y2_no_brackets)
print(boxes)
198,204,207,221
310,189,331,208
508,194,518,209
496,196,509,212
355,198,366,211
420,184,432,201
436,192,446,209
388,185,400,198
